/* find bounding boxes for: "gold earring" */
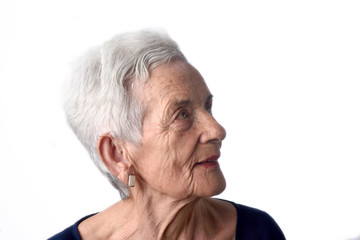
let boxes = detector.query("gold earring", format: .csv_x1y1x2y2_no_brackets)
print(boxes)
128,174,135,187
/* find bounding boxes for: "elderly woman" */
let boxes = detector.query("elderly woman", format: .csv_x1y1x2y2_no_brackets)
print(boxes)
49,30,285,240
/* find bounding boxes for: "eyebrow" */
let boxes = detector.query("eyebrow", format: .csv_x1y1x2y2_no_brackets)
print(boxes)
172,94,213,108
173,99,192,108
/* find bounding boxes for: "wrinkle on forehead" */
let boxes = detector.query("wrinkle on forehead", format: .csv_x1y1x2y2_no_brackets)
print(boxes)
159,66,208,102
155,63,197,97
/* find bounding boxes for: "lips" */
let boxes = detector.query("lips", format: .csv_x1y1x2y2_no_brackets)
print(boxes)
195,154,220,168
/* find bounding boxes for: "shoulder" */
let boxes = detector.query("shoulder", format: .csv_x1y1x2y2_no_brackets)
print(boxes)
221,199,286,240
48,214,97,240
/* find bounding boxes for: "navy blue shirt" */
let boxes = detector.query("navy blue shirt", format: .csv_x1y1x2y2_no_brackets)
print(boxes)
49,200,286,240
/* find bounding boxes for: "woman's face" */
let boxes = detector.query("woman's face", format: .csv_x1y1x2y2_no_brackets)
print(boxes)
130,61,226,200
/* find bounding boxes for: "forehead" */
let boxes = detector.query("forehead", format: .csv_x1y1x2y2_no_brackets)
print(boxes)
142,61,210,104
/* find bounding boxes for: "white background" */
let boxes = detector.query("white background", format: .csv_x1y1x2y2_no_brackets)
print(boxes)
1,0,359,239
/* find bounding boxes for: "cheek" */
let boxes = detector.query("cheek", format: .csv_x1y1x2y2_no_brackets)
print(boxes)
158,131,197,177
165,130,199,173
160,131,200,194
136,130,199,195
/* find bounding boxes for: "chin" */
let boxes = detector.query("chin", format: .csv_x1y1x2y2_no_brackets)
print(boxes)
196,174,227,198
211,177,227,196
215,180,226,196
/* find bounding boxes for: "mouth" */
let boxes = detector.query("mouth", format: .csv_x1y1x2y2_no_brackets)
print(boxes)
195,154,220,168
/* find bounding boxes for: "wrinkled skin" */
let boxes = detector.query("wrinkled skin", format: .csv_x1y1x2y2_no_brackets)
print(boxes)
79,61,235,240
129,60,227,200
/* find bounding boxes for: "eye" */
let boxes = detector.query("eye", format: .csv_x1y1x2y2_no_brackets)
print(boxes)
176,110,189,120
205,101,212,114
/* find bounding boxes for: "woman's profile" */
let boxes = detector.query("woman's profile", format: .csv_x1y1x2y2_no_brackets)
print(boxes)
49,30,286,240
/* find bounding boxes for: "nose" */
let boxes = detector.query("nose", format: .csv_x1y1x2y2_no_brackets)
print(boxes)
199,113,226,145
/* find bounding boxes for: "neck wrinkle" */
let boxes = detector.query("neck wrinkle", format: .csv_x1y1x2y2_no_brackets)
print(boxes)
86,196,236,240
160,198,201,240
128,189,201,240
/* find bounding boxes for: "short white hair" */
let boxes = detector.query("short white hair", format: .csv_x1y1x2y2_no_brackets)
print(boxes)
64,30,187,199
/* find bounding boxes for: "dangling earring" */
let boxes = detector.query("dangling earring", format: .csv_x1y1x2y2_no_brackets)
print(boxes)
128,174,135,187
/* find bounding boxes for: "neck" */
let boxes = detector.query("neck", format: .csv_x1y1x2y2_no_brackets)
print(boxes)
79,189,236,240
100,192,221,240
122,193,203,239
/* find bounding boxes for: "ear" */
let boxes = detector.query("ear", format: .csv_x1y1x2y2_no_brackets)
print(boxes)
97,133,131,185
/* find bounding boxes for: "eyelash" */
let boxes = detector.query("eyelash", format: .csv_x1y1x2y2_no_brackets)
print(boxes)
206,102,212,114
174,101,212,121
